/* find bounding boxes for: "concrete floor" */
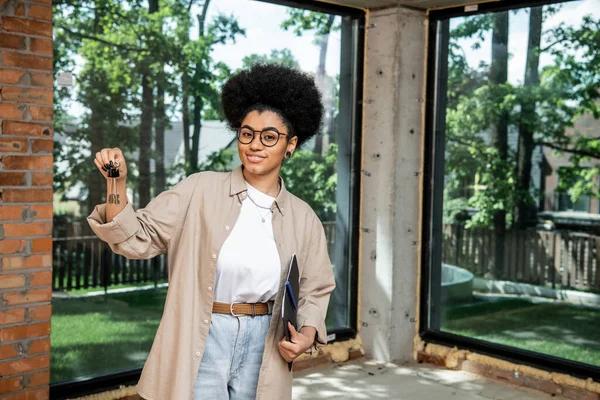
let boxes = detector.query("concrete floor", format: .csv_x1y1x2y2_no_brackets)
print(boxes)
293,360,563,400
76,359,564,400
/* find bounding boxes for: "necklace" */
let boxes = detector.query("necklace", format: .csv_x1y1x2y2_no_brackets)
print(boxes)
247,192,273,223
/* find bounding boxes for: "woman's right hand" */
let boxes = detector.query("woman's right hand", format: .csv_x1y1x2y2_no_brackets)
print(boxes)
94,147,128,181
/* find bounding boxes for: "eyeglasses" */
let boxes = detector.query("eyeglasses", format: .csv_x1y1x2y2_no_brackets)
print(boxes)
236,125,288,147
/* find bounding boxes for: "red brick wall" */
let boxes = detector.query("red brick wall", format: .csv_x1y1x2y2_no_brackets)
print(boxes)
0,0,53,399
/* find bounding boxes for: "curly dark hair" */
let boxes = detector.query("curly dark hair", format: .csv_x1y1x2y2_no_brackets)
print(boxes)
221,64,323,149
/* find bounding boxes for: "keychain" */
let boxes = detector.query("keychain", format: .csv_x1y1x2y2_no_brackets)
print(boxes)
102,160,121,205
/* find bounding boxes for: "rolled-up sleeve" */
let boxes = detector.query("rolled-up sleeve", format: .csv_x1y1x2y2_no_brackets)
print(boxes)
297,214,336,353
87,177,194,260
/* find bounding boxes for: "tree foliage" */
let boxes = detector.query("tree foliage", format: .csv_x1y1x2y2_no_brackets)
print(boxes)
198,144,338,222
281,9,339,153
241,48,300,70
53,0,244,216
280,143,338,222
280,9,340,37
445,6,600,229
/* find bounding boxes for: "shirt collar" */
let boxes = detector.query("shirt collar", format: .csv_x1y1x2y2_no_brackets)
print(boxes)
230,165,288,216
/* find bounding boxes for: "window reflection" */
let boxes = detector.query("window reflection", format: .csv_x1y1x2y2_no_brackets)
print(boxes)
52,0,355,384
436,0,600,368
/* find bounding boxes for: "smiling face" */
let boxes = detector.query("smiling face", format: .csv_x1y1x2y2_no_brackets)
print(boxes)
237,110,297,181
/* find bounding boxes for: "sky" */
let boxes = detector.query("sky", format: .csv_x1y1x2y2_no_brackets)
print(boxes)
60,0,599,117
201,0,342,75
62,0,342,119
450,0,600,85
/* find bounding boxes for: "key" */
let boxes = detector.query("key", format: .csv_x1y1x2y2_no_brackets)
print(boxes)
107,162,121,205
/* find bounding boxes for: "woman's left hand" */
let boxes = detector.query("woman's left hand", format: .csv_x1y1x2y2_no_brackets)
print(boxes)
278,323,316,363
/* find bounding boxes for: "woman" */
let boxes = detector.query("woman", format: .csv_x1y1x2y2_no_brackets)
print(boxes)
87,64,336,400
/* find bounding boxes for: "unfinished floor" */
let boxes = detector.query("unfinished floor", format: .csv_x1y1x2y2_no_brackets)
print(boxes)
292,360,563,399
74,359,564,400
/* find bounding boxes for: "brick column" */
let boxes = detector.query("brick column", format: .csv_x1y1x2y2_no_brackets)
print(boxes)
0,1,53,399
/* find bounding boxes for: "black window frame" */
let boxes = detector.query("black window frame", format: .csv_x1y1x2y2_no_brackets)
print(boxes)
420,0,600,382
49,0,364,398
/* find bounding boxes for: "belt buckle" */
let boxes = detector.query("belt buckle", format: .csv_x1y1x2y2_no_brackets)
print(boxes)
229,302,242,317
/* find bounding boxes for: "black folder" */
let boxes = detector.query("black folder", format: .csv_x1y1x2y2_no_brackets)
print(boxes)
282,254,299,371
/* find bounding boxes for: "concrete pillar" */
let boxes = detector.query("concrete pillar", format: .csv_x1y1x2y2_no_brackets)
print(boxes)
359,6,427,363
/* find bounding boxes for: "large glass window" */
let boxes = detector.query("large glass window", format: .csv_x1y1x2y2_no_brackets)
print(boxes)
427,0,600,370
52,0,361,386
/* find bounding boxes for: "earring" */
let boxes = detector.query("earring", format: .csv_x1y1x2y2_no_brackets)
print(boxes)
285,151,292,159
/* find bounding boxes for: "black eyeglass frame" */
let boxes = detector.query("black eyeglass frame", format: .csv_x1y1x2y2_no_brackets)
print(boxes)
235,125,290,147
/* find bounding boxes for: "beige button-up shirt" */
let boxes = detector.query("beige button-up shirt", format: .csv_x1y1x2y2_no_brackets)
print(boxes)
87,166,336,400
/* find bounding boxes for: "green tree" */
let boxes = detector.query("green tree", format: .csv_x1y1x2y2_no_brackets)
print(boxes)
53,0,246,215
197,148,236,172
535,15,600,202
281,10,338,79
197,143,338,222
137,0,161,208
514,7,542,228
54,0,142,214
445,6,600,237
280,144,338,221
179,1,245,174
443,11,512,275
281,9,339,154
489,11,510,275
241,48,300,69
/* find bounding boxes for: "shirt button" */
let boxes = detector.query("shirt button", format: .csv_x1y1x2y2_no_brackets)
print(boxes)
204,319,209,324
208,286,213,292
225,226,230,230
196,351,201,357
212,254,217,259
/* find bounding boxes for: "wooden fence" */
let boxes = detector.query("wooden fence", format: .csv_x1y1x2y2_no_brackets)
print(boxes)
442,225,600,292
52,236,168,292
52,222,337,292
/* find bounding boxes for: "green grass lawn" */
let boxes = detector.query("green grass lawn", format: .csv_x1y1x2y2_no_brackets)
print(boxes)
58,280,168,296
52,283,346,383
52,288,600,383
442,297,600,367
50,288,167,384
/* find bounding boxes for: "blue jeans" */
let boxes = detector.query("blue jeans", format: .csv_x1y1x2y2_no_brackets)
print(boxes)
194,313,271,400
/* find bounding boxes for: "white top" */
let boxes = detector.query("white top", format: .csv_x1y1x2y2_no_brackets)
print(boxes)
214,182,281,303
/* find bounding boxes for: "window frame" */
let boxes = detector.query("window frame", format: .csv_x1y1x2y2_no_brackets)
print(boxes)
49,0,364,398
420,0,600,382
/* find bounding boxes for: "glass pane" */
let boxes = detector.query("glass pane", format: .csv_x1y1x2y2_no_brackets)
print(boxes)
52,0,354,383
434,0,600,368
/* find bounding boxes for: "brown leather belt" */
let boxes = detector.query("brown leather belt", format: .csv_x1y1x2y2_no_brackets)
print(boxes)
212,301,271,317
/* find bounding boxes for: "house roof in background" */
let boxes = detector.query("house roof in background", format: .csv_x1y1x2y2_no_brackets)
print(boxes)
162,120,236,169
55,120,236,201
56,119,235,170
